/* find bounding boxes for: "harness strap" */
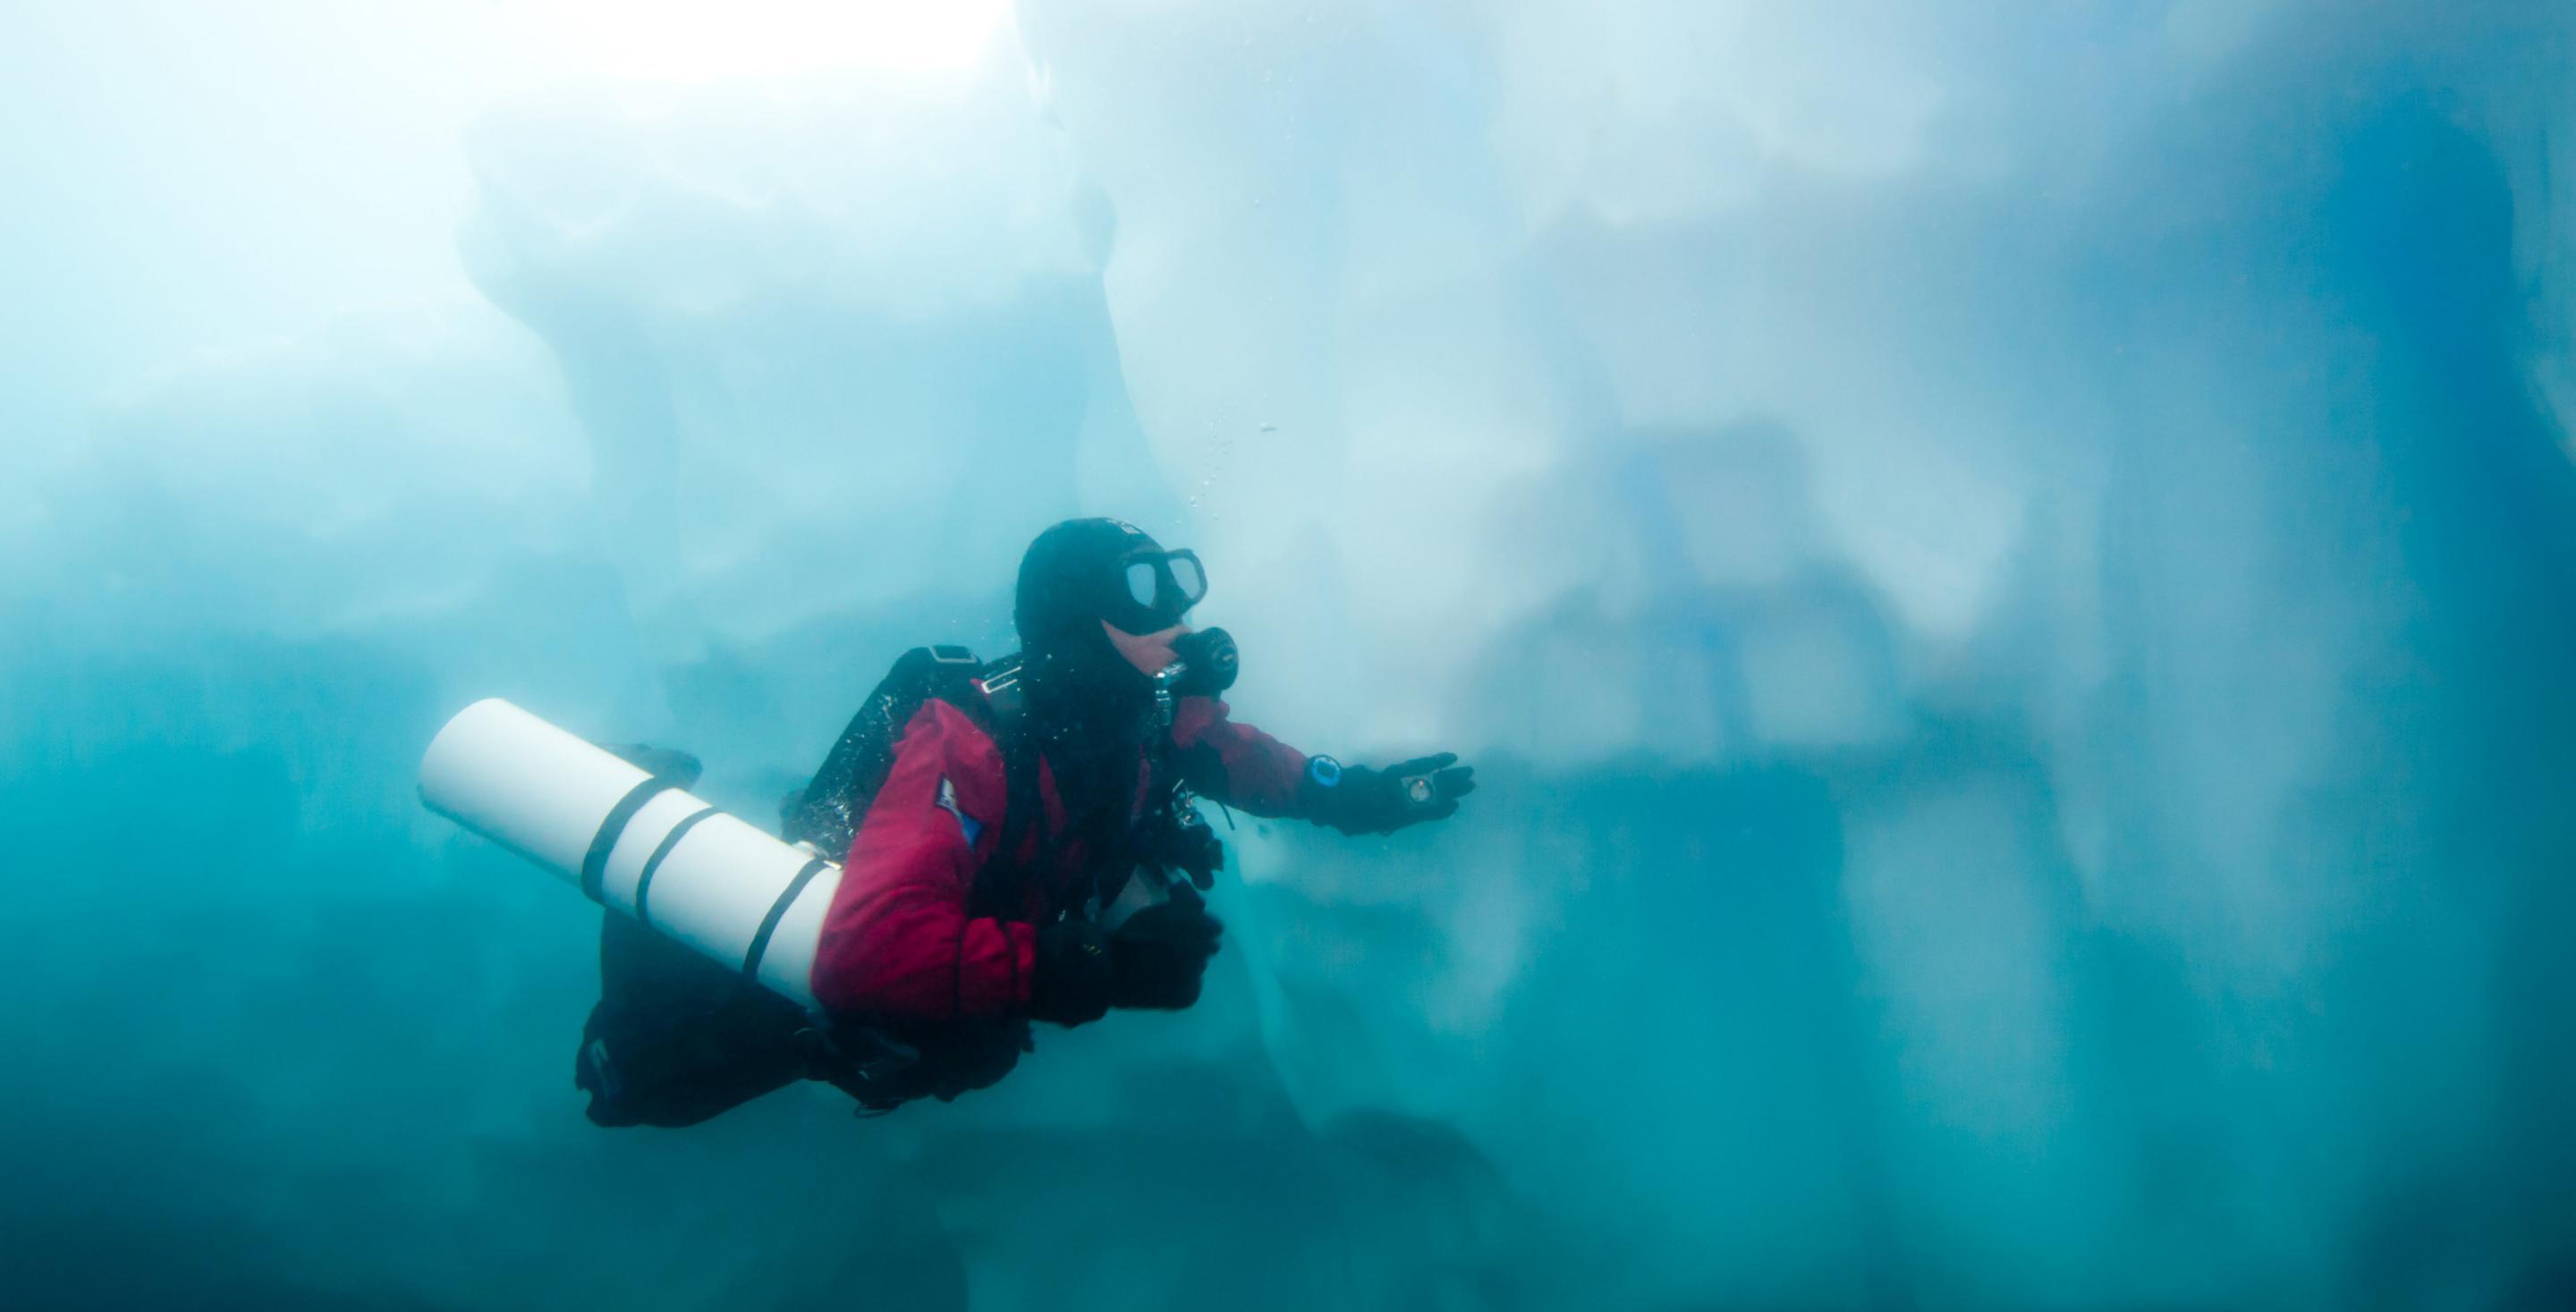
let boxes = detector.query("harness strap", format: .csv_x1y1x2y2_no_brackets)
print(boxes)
742,856,833,980
979,681,1049,920
581,777,682,904
633,805,720,929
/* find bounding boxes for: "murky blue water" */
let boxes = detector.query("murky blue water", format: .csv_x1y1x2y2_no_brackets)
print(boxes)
4,3,2574,1308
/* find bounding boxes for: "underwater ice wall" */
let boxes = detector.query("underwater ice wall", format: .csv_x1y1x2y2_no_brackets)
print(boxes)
4,0,2575,1308
449,46,1162,777
1001,0,2576,1304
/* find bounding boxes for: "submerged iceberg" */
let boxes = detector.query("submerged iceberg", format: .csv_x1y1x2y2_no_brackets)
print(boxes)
3,1,2574,1308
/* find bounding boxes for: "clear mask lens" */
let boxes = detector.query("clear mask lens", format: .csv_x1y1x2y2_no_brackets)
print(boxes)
1166,555,1206,605
1124,561,1160,608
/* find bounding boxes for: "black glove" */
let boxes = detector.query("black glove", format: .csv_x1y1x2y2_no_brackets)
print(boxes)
1146,810,1226,892
1108,886,1224,1010
1029,919,1114,1027
1304,752,1477,836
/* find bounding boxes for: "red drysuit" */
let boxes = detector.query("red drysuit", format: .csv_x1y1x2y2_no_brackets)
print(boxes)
809,691,1309,1024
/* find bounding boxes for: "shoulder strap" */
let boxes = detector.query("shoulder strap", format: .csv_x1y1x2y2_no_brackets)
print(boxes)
781,644,988,854
951,654,1052,920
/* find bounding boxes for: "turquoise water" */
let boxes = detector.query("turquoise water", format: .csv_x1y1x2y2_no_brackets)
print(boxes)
4,4,2574,1308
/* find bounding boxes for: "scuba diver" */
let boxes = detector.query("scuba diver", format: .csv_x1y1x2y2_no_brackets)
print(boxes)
575,518,1476,1124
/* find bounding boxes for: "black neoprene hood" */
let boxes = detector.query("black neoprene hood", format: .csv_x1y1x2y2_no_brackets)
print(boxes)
1013,517,1164,650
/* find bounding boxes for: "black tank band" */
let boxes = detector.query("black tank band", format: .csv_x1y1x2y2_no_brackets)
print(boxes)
580,777,681,904
743,857,831,981
631,806,719,928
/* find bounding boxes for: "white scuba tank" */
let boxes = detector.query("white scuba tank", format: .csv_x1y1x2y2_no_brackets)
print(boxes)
418,698,838,1010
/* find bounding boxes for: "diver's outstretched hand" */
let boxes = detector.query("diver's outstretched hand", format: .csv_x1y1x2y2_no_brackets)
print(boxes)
1309,752,1476,836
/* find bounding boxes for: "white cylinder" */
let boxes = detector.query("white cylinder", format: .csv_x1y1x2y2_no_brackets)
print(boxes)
419,698,836,1010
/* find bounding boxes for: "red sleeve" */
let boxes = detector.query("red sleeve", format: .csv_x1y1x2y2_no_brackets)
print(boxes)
1169,696,1310,818
809,700,1036,1024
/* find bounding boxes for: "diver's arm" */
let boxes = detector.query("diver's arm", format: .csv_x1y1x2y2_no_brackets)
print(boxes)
808,706,1036,1024
1299,753,1477,835
1169,697,1476,834
1169,696,1313,817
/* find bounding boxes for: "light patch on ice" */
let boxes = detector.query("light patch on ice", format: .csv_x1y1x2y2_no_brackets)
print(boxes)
1484,0,1976,232
518,0,1013,83
2161,0,2292,64
1814,436,2029,644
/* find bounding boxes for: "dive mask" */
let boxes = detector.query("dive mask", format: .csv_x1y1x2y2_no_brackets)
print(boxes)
1107,547,1208,634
